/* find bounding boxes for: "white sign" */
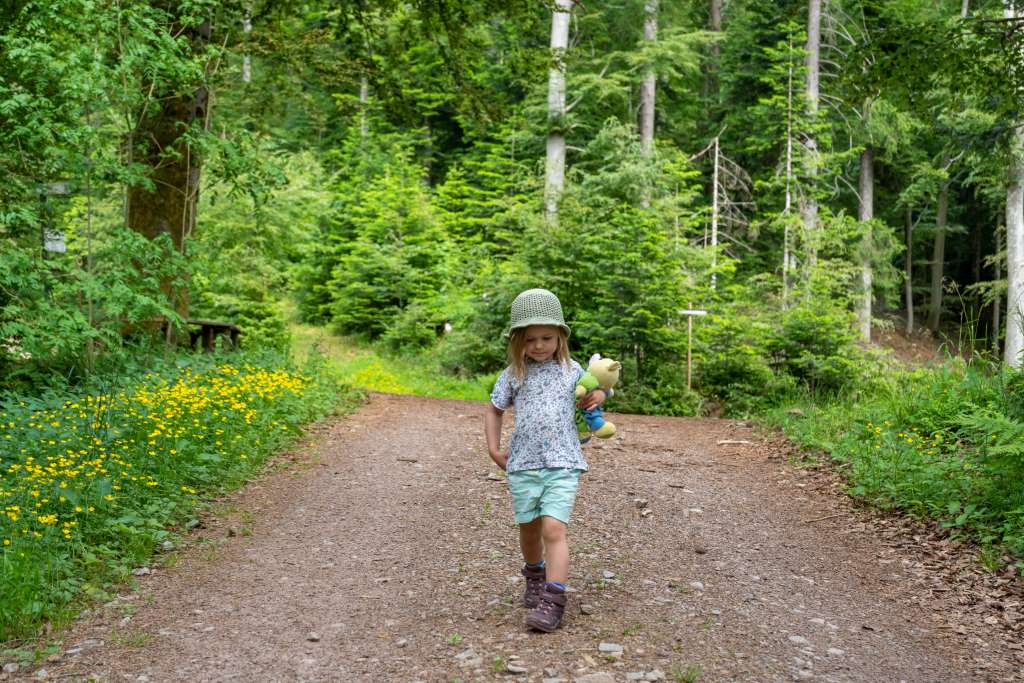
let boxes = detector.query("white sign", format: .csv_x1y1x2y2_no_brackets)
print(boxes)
679,309,707,316
43,229,66,253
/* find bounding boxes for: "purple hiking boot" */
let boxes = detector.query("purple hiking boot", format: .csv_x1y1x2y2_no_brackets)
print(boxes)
522,564,546,608
525,583,566,632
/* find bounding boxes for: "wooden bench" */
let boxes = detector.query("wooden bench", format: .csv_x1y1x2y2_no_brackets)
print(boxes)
186,319,242,352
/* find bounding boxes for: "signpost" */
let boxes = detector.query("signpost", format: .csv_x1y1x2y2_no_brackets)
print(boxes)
38,182,70,255
679,306,708,391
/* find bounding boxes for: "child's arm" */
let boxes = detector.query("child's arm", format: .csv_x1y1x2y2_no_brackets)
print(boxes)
485,402,509,470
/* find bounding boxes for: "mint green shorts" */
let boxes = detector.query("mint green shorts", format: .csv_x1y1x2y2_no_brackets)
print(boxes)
507,468,582,525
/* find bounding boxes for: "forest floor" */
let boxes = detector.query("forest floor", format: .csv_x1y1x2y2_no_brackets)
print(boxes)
12,393,1024,683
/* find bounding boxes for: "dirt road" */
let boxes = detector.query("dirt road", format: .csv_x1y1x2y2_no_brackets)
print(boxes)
17,394,1023,682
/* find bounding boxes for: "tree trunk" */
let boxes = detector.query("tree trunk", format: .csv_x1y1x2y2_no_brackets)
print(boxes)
126,17,210,324
242,5,252,83
638,0,657,209
1006,130,1024,366
858,145,874,341
927,182,949,333
705,0,722,101
544,0,573,224
783,36,794,307
359,76,369,140
711,135,719,290
639,0,657,156
995,222,1003,353
800,0,821,267
1006,2,1024,367
905,207,915,336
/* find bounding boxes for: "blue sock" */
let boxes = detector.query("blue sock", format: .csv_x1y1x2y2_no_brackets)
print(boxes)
526,560,545,569
546,581,566,591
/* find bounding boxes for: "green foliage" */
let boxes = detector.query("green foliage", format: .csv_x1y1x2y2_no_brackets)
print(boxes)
768,363,1024,565
0,351,360,640
192,146,332,349
0,231,187,389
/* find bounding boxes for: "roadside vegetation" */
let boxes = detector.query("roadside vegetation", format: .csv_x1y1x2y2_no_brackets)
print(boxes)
0,351,360,641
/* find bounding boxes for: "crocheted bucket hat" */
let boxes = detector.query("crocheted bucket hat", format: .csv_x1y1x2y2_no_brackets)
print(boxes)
507,288,571,337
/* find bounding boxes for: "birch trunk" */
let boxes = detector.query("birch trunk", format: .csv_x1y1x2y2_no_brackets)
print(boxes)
1006,132,1024,366
242,6,251,83
545,0,573,224
858,145,874,341
927,182,949,333
800,0,821,266
639,0,657,156
995,223,1003,353
905,208,915,336
1005,2,1023,366
711,136,719,290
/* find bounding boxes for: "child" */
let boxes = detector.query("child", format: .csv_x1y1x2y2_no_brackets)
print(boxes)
484,288,607,632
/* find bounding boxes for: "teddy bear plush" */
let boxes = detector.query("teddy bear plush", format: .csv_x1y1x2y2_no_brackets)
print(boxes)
575,354,621,439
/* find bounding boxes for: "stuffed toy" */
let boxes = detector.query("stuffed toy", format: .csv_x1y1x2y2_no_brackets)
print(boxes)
575,354,621,440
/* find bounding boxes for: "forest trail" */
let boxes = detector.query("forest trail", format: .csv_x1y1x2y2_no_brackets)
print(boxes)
20,394,1022,683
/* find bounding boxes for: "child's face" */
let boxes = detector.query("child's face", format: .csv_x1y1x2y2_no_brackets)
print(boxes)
523,325,560,363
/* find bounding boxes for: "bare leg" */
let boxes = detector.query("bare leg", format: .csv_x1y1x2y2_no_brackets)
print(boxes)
519,518,543,565
540,516,569,584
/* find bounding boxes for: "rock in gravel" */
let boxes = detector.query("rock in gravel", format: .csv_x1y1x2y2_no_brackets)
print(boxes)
543,679,567,683
646,671,666,681
574,674,616,683
395,638,408,648
827,647,845,656
454,649,482,668
598,642,624,653
506,663,528,674
34,668,48,680
3,663,19,673
544,668,559,677
131,567,151,577
602,570,616,579
641,579,656,589
580,604,596,615
788,635,809,645
689,581,705,591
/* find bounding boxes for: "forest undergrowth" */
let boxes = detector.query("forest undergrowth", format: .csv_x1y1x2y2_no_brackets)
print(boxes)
0,350,361,643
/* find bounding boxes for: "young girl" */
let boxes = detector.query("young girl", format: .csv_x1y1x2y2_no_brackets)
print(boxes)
484,288,607,632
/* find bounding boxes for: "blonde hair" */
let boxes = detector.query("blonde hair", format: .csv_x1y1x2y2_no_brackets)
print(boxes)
507,326,570,381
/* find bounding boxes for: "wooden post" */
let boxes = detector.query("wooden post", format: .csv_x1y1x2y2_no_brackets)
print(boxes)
679,306,708,392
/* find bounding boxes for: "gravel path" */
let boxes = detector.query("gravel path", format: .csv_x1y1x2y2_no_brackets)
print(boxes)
14,393,1023,682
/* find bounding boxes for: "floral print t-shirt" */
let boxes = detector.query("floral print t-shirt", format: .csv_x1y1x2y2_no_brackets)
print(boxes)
490,358,589,474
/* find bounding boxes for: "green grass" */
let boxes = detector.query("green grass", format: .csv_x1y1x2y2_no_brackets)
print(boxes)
291,323,491,401
762,360,1024,570
0,350,361,643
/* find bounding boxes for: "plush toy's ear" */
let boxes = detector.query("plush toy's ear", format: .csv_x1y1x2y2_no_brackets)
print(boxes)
609,361,622,371
589,353,602,365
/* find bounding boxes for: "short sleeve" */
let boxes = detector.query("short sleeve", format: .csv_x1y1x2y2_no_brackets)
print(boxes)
490,367,515,410
570,359,584,383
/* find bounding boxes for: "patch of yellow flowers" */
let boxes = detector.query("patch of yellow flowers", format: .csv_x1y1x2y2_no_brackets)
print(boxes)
0,364,307,550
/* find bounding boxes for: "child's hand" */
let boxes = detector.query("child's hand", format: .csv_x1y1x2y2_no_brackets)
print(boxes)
577,389,606,411
489,449,509,470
